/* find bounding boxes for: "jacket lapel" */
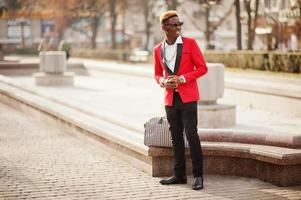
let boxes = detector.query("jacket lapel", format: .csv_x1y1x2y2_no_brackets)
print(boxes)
173,43,182,75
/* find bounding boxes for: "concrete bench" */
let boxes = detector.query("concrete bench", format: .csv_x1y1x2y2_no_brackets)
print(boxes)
0,62,38,69
1,77,300,187
148,142,301,187
0,61,86,76
199,129,301,149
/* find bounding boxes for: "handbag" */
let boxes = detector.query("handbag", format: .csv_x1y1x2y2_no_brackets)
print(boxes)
144,117,189,148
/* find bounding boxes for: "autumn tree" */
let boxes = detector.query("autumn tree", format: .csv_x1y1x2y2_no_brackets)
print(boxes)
109,0,117,49
9,0,108,49
297,0,301,20
0,0,8,17
108,0,128,49
234,0,242,50
42,0,107,49
69,0,107,49
0,0,7,60
165,0,178,10
4,0,21,10
141,0,159,51
5,0,70,43
244,0,259,50
180,0,233,49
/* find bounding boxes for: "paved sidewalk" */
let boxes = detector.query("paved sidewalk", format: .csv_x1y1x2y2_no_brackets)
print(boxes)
1,102,301,200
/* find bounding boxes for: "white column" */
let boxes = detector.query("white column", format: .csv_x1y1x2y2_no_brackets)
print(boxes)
197,63,236,128
198,63,224,104
33,51,74,86
39,51,66,73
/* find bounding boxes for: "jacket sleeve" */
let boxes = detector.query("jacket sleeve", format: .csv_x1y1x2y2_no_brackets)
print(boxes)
154,47,164,84
182,39,208,83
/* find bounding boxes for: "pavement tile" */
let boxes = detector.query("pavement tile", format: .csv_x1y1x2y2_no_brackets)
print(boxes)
1,100,301,200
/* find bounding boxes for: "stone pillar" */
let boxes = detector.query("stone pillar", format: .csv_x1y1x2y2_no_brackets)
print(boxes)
197,63,236,128
33,51,74,86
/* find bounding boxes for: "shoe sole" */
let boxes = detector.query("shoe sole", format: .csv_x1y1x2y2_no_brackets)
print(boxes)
192,186,203,190
160,180,187,185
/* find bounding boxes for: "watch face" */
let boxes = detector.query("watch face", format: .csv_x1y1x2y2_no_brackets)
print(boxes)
179,77,184,83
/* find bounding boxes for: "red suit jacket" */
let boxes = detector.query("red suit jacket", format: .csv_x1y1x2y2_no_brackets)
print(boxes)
154,37,208,106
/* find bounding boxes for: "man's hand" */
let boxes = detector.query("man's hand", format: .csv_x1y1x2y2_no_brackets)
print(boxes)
168,75,180,85
163,75,180,89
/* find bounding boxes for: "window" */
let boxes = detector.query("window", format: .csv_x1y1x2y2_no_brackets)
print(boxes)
7,19,31,39
271,0,280,12
264,0,271,12
41,20,54,37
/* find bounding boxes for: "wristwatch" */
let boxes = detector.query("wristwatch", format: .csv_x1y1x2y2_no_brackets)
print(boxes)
179,75,185,84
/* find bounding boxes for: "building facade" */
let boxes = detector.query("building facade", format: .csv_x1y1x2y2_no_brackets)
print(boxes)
0,0,300,53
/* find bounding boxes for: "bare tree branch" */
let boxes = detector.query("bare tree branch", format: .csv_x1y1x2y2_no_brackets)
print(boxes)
210,2,234,32
178,4,204,32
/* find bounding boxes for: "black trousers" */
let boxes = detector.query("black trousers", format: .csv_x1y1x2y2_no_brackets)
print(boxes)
165,92,203,177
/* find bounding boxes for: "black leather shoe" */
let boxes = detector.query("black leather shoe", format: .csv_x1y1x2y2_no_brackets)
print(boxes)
159,176,187,185
192,177,204,190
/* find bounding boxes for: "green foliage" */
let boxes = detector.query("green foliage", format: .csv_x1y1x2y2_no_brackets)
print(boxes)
71,49,128,61
15,48,39,55
269,52,301,73
204,50,301,73
5,0,21,10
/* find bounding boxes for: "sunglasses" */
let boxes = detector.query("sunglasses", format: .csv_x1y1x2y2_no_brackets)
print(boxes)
165,22,184,27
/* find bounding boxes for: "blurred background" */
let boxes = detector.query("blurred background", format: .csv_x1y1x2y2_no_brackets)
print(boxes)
0,0,301,72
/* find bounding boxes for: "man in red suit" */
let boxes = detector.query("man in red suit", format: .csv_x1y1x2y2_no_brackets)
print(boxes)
154,10,208,190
